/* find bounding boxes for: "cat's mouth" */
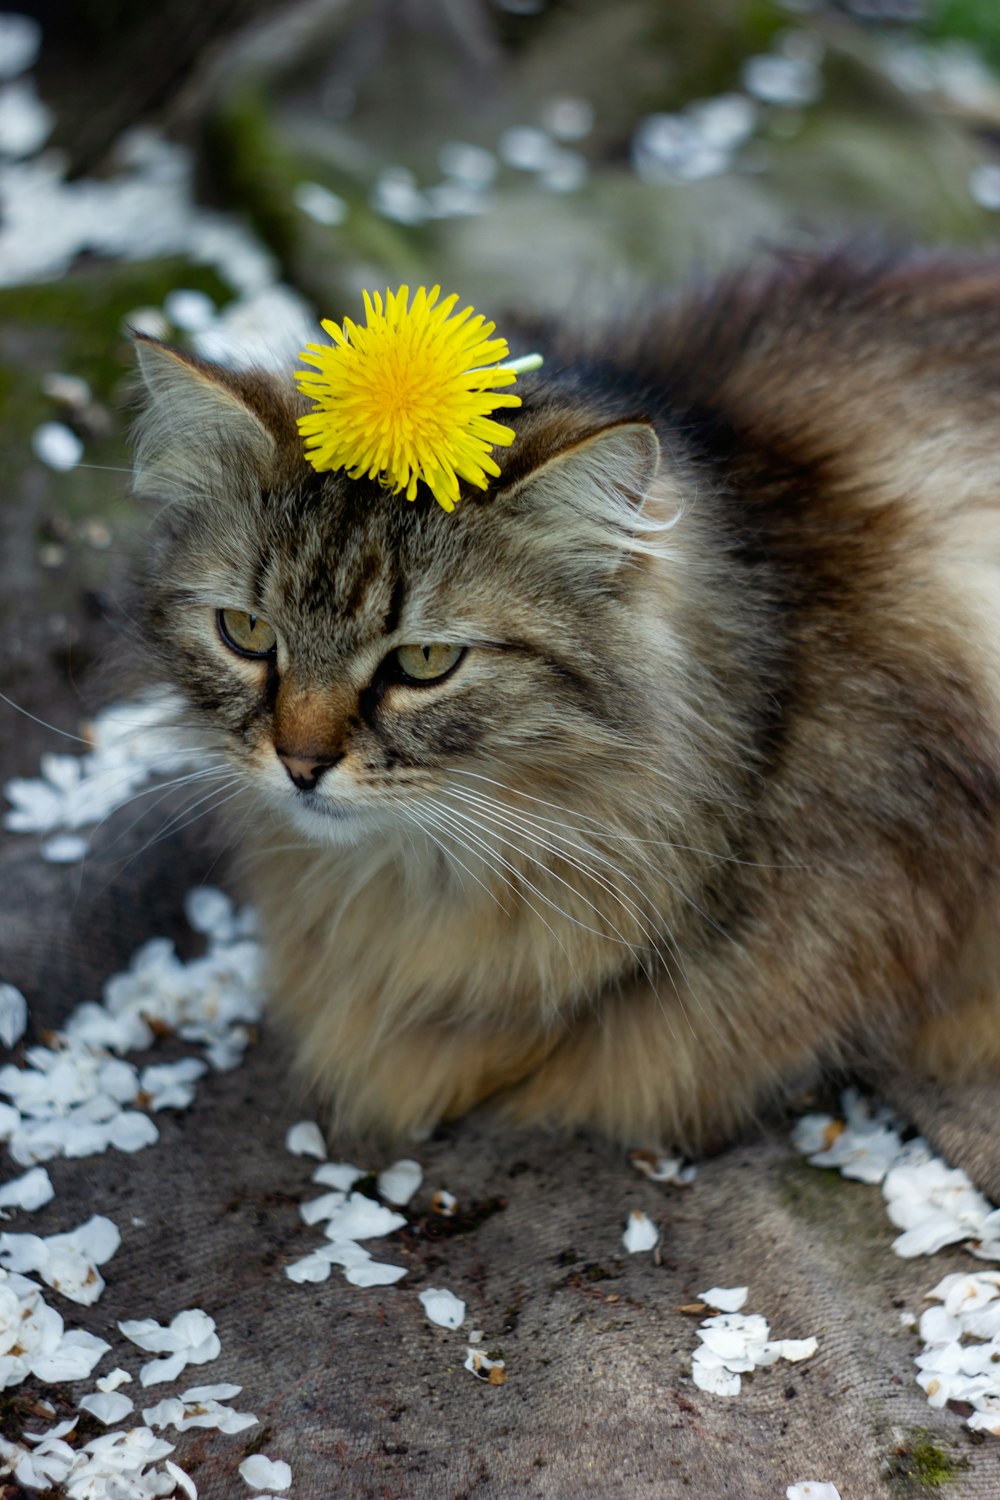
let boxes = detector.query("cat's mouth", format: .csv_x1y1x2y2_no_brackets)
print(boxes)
281,791,369,848
291,790,359,822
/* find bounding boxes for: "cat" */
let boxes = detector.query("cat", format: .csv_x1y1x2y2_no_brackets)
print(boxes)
129,247,1000,1148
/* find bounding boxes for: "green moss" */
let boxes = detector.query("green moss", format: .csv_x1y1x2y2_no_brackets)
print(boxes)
741,0,787,48
351,1171,380,1202
242,1425,273,1459
204,88,303,266
0,259,230,401
925,0,1000,68
886,1429,971,1492
203,87,425,307
778,1155,853,1214
642,0,785,105
558,1262,623,1294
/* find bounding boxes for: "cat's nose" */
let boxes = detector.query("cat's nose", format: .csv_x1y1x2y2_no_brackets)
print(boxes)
276,751,342,792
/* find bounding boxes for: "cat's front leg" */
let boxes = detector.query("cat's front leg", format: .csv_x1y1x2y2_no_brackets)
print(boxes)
498,985,789,1149
323,1017,557,1139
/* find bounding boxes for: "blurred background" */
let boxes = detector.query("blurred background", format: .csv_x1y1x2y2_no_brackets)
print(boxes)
3,0,1000,768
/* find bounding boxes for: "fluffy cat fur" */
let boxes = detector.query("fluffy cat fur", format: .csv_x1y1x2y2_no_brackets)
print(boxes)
130,247,1000,1148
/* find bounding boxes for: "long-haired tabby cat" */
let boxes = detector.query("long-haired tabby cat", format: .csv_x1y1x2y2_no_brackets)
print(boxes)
130,248,1000,1148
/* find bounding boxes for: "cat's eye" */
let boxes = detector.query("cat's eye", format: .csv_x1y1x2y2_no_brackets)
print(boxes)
394,643,464,683
217,608,277,659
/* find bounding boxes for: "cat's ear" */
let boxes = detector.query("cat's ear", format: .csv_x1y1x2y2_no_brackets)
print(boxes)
502,421,677,573
131,336,279,498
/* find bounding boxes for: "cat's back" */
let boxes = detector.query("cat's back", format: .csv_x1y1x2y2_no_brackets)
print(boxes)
630,249,1000,719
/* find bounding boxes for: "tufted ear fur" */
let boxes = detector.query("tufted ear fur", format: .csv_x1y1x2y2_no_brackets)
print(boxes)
131,337,280,501
502,421,679,575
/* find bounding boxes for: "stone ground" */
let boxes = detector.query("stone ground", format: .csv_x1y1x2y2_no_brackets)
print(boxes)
3,1,1000,1495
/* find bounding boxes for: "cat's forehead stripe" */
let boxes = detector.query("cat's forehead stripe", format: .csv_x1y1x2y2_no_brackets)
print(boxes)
383,576,406,637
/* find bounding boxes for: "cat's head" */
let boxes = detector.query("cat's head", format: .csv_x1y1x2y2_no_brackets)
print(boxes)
130,338,684,847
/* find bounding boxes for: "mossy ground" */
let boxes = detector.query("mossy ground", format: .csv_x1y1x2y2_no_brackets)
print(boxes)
885,1428,973,1493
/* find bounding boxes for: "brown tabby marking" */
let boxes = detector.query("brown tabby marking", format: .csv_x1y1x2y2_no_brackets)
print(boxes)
130,248,1000,1147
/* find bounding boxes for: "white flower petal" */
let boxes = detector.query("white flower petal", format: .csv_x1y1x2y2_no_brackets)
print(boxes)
319,1241,372,1269
284,1252,332,1284
691,1351,740,1395
31,1327,110,1382
325,1193,405,1241
312,1162,363,1191
968,1410,1000,1436
698,1326,752,1365
143,1395,256,1433
0,13,41,79
95,1367,132,1392
418,1287,465,1329
892,1219,971,1258
140,1351,191,1386
299,1191,345,1226
180,1383,242,1401
118,1316,175,1352
32,421,83,472
0,1229,47,1274
0,985,28,1048
140,1396,187,1428
285,1122,326,1159
376,1159,423,1206
0,1166,54,1214
697,1286,748,1313
65,1214,121,1266
107,1111,159,1153
16,1446,74,1487
23,1417,77,1443
183,886,235,937
622,1210,659,1253
769,1337,818,1363
79,1390,134,1424
787,1486,842,1500
464,1346,506,1382
165,1459,199,1499
170,1308,217,1347
919,1306,964,1346
239,1455,292,1490
183,1333,221,1368
40,834,89,864
344,1261,408,1287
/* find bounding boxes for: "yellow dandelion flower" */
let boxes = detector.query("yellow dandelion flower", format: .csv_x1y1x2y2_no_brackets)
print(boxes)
295,285,540,512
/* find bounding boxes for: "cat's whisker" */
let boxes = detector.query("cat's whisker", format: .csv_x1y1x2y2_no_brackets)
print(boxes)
108,778,245,877
440,791,685,1005
421,798,575,964
428,799,696,1046
402,806,512,916
440,787,713,1045
68,764,233,913
445,765,684,845
83,777,244,904
457,781,735,952
447,785,675,961
148,776,244,846
0,689,94,747
75,464,194,498
448,762,790,869
447,781,652,872
81,763,232,861
427,798,641,959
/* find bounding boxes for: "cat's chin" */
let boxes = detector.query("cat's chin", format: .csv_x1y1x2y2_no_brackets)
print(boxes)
282,795,371,848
